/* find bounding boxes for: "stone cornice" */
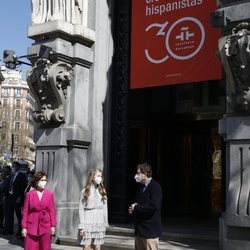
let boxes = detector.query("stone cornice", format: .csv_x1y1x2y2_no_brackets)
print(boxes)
28,20,95,46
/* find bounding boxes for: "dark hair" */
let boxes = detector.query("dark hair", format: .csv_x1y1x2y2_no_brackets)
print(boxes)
1,166,11,179
27,169,35,176
12,162,21,168
30,171,47,188
136,162,152,177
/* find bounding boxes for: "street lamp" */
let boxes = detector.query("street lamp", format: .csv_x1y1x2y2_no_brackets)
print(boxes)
3,46,52,71
3,50,31,69
11,133,14,163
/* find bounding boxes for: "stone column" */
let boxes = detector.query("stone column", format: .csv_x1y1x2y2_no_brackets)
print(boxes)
212,1,250,249
27,0,113,238
219,115,250,249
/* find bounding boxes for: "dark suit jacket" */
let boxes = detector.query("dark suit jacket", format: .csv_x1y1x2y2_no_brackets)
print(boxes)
134,178,162,238
1,175,11,199
7,172,27,203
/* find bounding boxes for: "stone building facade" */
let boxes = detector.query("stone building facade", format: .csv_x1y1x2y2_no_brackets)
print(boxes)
0,68,35,164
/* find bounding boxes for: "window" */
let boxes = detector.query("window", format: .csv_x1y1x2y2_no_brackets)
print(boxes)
3,99,8,107
2,110,7,119
16,99,21,108
2,88,9,97
15,122,20,131
14,147,18,156
15,110,21,119
2,122,6,129
14,135,19,144
16,88,21,97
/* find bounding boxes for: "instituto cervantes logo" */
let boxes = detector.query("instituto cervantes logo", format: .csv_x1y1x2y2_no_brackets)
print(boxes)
145,17,205,63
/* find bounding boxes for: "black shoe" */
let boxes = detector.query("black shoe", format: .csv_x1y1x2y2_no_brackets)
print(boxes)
15,234,22,239
1,229,13,235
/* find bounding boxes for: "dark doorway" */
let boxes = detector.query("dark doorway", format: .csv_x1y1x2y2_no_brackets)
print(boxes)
127,82,225,219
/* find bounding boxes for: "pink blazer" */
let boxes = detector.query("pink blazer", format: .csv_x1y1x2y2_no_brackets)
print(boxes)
21,189,56,236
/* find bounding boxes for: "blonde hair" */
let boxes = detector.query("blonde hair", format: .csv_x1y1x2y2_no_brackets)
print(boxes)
83,168,107,201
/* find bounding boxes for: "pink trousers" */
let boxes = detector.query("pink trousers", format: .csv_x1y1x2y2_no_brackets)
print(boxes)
24,233,51,250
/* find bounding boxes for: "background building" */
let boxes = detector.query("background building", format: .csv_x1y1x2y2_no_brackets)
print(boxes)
0,67,35,165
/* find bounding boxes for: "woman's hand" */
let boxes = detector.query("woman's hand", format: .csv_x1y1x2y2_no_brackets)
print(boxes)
22,228,27,238
16,196,22,204
50,227,56,236
79,229,85,237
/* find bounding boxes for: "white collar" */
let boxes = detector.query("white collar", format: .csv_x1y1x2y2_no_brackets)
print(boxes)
144,177,152,187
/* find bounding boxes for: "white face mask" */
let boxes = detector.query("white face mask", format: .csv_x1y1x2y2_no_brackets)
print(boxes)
93,176,102,185
37,180,47,189
134,174,141,183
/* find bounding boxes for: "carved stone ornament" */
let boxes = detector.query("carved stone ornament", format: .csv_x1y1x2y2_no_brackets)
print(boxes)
224,22,250,112
31,0,85,26
27,58,73,125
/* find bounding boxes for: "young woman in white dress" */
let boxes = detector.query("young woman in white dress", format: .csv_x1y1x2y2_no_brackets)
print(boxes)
78,169,108,250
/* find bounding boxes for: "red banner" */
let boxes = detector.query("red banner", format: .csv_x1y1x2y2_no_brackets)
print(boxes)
130,0,222,89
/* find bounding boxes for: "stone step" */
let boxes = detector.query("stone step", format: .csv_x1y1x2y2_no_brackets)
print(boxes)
107,225,219,242
57,234,219,250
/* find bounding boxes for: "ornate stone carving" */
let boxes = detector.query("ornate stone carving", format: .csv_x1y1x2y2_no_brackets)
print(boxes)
224,22,250,112
31,0,85,25
27,58,73,125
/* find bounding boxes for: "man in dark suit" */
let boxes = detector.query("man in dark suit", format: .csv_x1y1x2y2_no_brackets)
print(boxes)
2,161,27,238
0,166,11,230
129,162,162,250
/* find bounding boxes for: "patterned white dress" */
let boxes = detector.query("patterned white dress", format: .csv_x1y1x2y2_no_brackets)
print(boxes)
78,185,108,245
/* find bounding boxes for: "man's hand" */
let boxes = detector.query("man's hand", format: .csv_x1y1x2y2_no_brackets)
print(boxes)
128,205,133,214
79,229,85,237
128,203,137,214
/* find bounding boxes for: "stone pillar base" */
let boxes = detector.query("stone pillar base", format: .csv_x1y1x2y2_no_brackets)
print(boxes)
219,115,250,250
220,216,250,250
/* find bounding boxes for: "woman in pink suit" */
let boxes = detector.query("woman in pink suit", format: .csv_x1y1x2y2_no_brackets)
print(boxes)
21,171,56,250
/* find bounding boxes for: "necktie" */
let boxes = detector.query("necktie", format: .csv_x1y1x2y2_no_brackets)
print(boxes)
9,175,15,194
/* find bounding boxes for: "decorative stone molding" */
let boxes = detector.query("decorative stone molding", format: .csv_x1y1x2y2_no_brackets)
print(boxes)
224,22,250,112
31,0,88,26
28,21,95,46
27,58,73,125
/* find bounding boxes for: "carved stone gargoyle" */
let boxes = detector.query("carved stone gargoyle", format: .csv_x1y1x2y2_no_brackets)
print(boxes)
27,58,73,125
224,22,250,112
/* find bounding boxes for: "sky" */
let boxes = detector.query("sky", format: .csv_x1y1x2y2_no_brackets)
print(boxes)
0,0,32,77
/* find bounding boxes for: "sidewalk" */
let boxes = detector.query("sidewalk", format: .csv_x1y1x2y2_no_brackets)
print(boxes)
0,234,81,250
0,234,220,250
0,217,220,249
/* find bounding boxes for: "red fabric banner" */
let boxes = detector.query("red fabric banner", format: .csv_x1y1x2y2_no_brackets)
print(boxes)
130,0,222,89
